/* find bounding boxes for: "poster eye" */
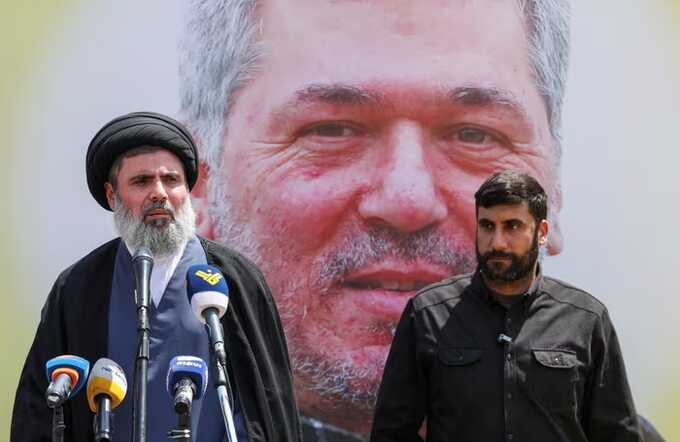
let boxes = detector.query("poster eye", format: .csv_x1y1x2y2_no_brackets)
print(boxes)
457,127,490,144
306,123,356,138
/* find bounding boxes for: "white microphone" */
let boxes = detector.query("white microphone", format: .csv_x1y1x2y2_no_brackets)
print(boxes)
186,265,230,365
185,264,238,442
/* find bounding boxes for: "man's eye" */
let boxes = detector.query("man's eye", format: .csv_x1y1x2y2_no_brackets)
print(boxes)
479,221,494,231
304,123,356,138
507,221,523,230
457,127,490,144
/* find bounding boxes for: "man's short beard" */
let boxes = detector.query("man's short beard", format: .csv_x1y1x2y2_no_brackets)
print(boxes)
113,193,196,258
477,231,540,282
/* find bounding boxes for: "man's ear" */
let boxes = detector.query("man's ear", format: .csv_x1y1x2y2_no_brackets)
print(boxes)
104,182,116,211
547,182,563,255
191,161,216,240
538,219,549,247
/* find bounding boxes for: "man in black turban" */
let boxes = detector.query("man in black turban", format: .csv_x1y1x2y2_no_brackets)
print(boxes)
11,112,301,442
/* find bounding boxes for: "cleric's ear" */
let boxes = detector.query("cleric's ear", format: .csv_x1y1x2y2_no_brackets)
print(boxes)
104,182,116,211
191,161,216,240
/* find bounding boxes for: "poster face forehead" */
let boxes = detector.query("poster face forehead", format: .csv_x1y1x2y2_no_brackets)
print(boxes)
254,0,542,114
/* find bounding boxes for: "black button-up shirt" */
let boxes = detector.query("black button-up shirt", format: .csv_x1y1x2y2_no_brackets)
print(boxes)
371,271,642,442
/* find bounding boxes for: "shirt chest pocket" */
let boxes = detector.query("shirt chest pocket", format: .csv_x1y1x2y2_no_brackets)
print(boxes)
435,348,485,403
530,349,580,414
438,348,483,366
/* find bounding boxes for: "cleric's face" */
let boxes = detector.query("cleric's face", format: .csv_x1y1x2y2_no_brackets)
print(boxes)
106,149,188,222
199,0,562,433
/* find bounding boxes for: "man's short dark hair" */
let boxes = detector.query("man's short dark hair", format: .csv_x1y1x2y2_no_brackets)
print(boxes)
474,170,548,223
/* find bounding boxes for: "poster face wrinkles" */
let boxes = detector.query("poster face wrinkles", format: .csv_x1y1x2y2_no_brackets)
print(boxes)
185,0,560,436
3,1,679,440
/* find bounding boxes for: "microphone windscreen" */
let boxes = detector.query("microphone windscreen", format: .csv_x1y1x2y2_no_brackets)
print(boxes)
45,355,90,396
87,358,127,412
186,264,230,322
166,356,209,399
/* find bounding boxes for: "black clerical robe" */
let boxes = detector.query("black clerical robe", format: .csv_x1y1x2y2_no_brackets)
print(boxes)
11,237,301,442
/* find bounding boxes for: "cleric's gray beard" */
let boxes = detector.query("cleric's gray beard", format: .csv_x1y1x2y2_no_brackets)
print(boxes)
113,194,196,258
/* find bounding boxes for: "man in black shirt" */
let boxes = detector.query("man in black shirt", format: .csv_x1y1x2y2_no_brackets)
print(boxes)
371,170,642,441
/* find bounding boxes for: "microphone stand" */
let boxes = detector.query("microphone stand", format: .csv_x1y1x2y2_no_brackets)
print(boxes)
133,298,149,442
167,411,192,441
132,250,153,442
93,396,113,442
51,405,65,442
46,375,71,442
204,309,238,442
215,359,238,442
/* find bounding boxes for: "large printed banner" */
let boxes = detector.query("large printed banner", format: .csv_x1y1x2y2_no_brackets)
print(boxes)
2,1,679,440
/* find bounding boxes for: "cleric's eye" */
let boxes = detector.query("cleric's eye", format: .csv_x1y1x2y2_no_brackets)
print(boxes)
165,175,177,183
131,177,151,186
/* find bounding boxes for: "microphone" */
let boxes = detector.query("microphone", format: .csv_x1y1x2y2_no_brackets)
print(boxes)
186,264,238,442
186,264,230,365
132,247,153,308
87,358,128,442
45,355,90,408
166,356,208,414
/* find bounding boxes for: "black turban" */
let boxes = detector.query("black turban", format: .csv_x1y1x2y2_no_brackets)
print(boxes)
86,111,198,211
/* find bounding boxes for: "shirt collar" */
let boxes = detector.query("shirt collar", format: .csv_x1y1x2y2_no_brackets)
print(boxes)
470,263,544,310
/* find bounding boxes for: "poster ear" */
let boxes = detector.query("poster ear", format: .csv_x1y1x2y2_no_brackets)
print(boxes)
547,182,563,255
191,161,216,240
547,222,563,255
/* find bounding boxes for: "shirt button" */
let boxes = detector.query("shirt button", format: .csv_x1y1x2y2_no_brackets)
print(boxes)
508,434,514,440
506,353,512,360
507,393,512,399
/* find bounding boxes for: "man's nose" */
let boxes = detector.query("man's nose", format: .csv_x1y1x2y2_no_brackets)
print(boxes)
149,178,168,203
358,122,448,233
490,228,509,251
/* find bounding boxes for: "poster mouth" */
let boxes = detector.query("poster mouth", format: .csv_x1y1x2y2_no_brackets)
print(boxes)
337,263,449,320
